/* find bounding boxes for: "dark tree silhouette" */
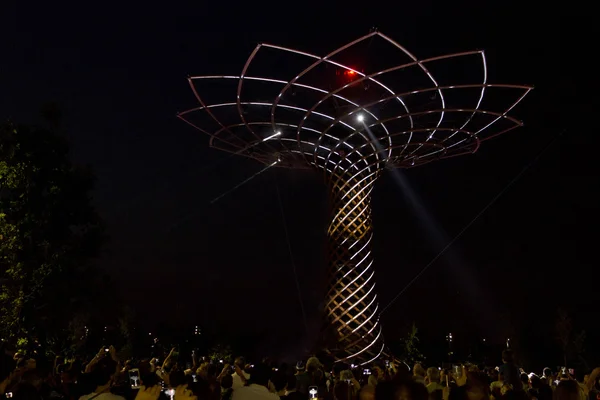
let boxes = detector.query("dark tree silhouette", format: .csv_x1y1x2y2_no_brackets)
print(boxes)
555,307,586,368
556,308,572,368
0,119,105,352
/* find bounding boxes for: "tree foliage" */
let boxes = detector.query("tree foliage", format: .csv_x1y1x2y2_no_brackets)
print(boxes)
555,307,586,368
0,120,105,350
400,322,424,364
208,344,233,363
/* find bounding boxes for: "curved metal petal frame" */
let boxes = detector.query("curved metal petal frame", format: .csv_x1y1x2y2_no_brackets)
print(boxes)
178,31,531,364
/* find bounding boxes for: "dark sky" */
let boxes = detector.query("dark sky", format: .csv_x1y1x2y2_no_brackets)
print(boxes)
2,1,596,360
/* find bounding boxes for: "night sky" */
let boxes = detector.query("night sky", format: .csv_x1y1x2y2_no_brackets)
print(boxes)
2,1,596,361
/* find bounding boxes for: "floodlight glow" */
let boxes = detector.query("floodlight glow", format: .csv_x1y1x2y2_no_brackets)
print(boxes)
178,31,531,364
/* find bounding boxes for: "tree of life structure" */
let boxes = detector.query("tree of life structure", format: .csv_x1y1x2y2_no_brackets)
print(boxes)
178,31,531,364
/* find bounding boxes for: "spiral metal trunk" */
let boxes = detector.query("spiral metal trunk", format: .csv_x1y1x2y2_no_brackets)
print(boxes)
323,165,385,365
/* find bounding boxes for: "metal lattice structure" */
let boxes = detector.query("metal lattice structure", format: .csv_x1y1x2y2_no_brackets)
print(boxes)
178,31,531,364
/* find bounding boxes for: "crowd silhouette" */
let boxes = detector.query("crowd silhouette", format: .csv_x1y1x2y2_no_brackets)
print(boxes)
2,345,599,400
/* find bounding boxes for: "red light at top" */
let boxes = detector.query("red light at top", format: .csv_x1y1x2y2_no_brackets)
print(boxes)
336,68,361,78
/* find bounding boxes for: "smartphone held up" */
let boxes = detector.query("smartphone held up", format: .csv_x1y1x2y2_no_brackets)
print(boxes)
128,368,140,389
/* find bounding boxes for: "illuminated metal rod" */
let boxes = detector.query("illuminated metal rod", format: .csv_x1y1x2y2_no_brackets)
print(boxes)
349,295,379,331
189,74,362,109
304,50,494,163
361,342,386,366
377,31,446,147
326,128,476,184
209,160,280,204
261,32,393,161
323,108,524,181
422,51,487,148
410,51,487,154
339,325,383,363
178,82,529,174
179,99,523,163
261,39,480,158
298,49,486,159
439,87,533,154
188,75,387,173
179,83,529,118
328,265,375,318
204,128,359,174
331,277,377,324
180,101,358,144
262,131,282,142
179,102,373,171
314,84,528,146
329,184,375,238
229,38,386,168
